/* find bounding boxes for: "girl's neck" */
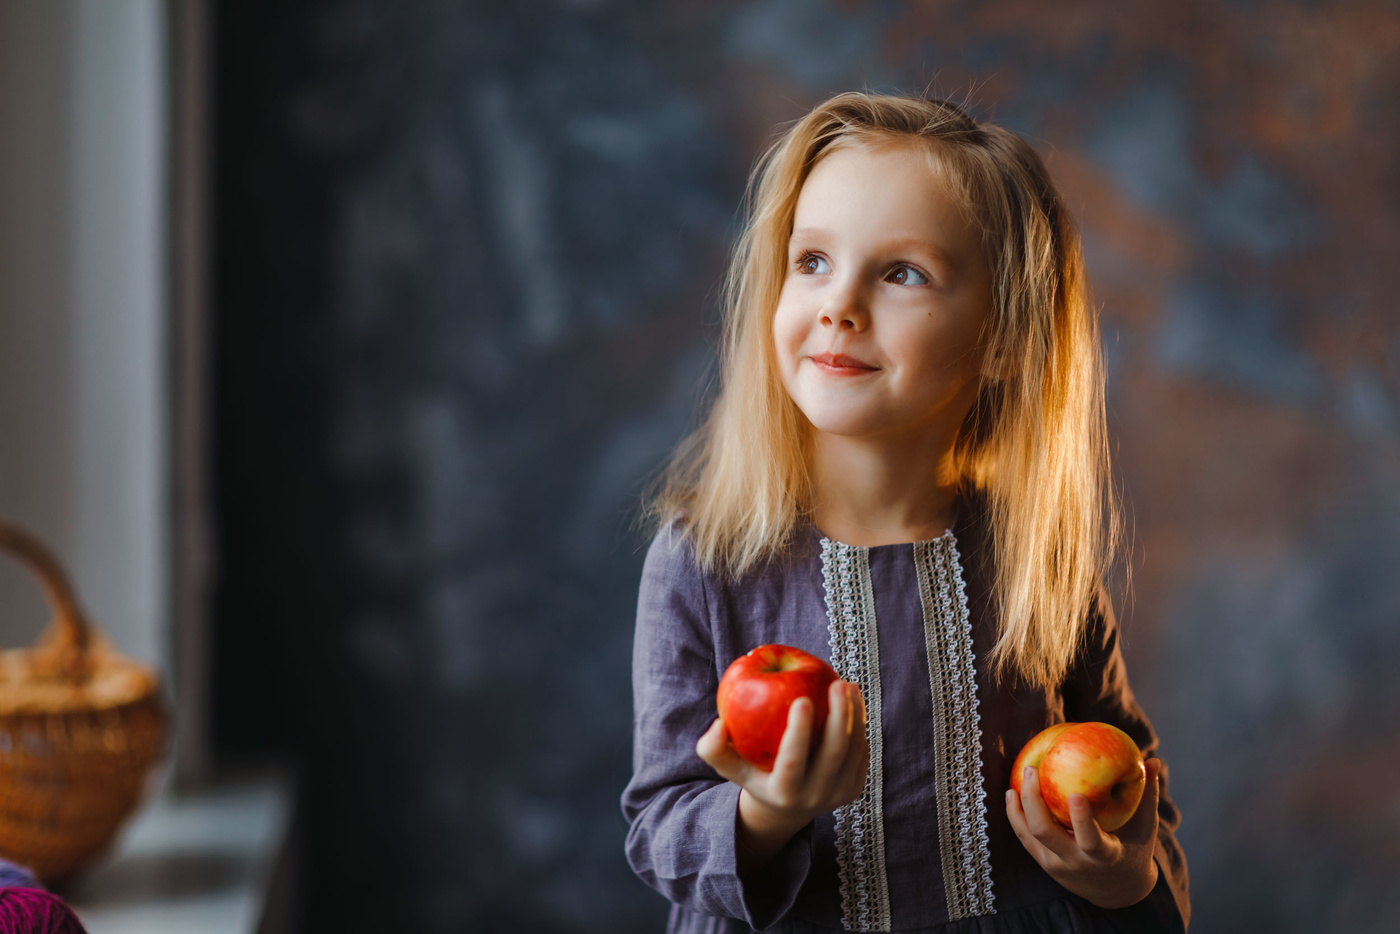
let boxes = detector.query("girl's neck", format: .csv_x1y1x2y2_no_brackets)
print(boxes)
808,429,961,547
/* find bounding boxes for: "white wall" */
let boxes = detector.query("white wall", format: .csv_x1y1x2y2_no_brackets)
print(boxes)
0,0,168,672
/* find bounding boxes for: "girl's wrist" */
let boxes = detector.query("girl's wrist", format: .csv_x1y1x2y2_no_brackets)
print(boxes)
734,789,814,877
1088,856,1158,909
737,788,815,837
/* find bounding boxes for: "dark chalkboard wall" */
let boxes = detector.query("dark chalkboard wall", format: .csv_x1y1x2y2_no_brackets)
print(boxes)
213,2,736,930
212,1,1400,931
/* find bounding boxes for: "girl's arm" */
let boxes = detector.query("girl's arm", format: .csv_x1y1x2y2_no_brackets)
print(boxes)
1006,588,1190,931
620,529,820,929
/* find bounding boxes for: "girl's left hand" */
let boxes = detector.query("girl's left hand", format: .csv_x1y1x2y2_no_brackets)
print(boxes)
1004,758,1161,909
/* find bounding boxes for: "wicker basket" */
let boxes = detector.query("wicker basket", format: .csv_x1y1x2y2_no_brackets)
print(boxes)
0,519,168,883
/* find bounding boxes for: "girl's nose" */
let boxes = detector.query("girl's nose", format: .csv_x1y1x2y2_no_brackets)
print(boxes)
819,286,867,331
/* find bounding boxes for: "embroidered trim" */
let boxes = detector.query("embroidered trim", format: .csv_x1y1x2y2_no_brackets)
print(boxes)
820,539,892,933
914,534,996,919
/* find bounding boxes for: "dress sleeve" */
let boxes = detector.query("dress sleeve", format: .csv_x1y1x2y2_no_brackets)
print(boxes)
1061,588,1191,933
619,528,814,929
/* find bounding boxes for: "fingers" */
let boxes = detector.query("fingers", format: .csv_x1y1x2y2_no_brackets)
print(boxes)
1117,757,1162,845
832,680,856,739
1009,761,1162,894
1004,786,1054,866
771,696,815,790
696,718,748,783
695,717,723,761
1016,767,1078,860
715,682,873,816
808,681,854,790
835,684,871,798
1067,794,1112,857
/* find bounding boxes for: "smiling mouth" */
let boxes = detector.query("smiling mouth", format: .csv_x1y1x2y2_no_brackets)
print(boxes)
809,353,878,376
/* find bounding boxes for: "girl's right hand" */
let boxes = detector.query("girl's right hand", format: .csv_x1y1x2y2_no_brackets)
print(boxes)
696,679,869,876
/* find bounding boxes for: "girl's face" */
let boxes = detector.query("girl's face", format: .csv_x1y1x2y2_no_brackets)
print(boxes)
773,143,994,443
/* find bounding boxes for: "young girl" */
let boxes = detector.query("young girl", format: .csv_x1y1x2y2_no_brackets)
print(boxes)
622,92,1189,933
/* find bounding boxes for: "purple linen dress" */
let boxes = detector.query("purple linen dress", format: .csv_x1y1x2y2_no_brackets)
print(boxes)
622,496,1189,933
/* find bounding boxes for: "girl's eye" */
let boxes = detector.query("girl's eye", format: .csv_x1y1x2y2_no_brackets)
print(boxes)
888,265,930,286
796,253,831,276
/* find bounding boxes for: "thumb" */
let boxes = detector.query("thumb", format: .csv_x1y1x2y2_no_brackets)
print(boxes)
697,717,748,782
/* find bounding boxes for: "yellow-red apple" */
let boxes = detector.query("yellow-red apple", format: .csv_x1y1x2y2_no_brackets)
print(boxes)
716,644,838,772
1009,722,1074,799
1012,722,1147,832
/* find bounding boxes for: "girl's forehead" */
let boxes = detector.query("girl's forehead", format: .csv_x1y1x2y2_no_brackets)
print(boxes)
792,143,977,253
800,142,964,206
810,138,955,183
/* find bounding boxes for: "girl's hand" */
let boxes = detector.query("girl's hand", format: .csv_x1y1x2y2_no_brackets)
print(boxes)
1005,758,1162,909
697,679,869,876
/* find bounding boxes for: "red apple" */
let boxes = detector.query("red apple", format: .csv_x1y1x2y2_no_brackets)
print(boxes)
1011,722,1146,833
716,644,839,771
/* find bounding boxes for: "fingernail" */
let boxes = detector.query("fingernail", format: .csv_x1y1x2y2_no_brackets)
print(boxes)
1023,766,1033,781
1005,790,1014,805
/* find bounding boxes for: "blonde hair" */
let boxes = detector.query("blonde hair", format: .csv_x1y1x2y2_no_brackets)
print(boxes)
649,92,1119,691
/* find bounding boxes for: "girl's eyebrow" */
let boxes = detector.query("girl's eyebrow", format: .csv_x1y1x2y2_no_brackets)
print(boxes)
882,236,957,268
789,226,829,245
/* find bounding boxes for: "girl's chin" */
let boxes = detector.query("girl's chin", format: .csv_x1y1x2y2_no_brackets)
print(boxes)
798,408,898,439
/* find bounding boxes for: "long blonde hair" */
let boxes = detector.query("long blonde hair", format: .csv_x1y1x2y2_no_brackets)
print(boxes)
649,92,1119,691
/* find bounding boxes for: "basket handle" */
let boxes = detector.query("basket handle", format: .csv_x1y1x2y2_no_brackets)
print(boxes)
0,518,94,682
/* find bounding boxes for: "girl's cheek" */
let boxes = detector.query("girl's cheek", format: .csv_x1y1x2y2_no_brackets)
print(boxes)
772,305,805,363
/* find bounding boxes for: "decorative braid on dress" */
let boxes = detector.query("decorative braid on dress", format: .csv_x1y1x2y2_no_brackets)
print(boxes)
914,534,996,919
820,539,893,933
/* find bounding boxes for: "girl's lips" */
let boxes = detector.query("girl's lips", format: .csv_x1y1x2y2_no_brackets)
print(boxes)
809,352,878,376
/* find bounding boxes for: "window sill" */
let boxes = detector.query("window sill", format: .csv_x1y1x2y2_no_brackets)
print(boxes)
66,774,293,934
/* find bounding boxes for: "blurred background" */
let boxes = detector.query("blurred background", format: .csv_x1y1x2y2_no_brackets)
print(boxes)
0,0,1397,931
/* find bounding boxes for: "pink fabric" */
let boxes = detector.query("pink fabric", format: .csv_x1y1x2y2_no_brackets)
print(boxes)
0,887,87,934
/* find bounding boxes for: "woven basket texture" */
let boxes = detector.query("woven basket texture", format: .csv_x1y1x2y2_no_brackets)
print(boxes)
0,521,168,883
